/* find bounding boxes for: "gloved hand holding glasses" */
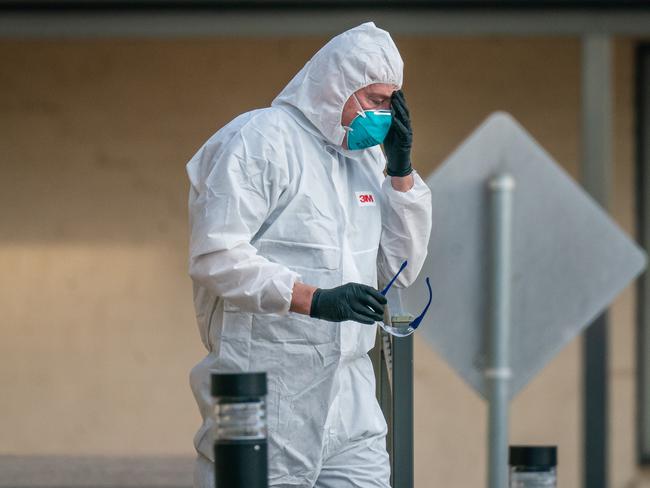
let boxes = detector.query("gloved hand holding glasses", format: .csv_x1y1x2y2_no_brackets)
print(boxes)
308,259,432,335
310,283,387,325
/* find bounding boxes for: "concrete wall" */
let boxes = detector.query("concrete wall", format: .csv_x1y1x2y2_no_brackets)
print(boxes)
0,35,646,486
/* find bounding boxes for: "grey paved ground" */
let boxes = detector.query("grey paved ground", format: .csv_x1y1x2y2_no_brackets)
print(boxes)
0,456,194,488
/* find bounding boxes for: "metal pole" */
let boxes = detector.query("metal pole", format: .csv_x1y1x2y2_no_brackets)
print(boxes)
637,43,650,465
486,173,515,488
392,333,414,488
372,289,413,488
581,35,611,488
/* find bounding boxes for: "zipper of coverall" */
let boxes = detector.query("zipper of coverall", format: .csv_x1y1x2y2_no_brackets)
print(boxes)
323,146,348,277
325,146,368,365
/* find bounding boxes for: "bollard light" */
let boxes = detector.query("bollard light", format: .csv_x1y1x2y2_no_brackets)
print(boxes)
212,372,268,488
509,445,557,488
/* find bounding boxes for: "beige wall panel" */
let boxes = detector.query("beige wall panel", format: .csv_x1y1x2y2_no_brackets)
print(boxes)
413,338,486,487
0,244,197,454
0,34,642,486
396,37,581,178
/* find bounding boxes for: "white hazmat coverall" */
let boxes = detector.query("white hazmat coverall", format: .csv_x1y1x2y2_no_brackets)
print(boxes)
187,22,432,488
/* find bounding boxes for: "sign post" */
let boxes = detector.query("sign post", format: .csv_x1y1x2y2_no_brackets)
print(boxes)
487,174,515,488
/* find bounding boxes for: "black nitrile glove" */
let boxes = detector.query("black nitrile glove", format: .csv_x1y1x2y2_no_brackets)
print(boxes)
309,283,387,325
383,90,413,177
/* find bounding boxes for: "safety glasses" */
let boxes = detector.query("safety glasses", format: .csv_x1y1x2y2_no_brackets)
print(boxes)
379,260,432,337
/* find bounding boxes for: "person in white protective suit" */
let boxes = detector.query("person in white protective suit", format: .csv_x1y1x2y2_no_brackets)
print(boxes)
187,22,432,488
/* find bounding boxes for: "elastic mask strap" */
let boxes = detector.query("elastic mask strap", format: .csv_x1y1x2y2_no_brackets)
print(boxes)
352,93,367,118
343,93,367,132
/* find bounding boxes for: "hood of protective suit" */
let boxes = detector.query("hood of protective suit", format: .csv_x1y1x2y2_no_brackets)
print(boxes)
271,22,403,148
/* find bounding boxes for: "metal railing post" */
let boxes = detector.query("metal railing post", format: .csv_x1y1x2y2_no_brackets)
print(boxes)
486,173,515,488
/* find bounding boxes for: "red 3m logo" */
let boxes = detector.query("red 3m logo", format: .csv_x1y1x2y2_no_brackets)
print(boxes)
359,194,374,203
355,191,376,207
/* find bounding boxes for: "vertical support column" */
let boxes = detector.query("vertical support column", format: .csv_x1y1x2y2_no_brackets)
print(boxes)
581,35,612,488
392,334,414,488
486,174,515,488
636,43,650,465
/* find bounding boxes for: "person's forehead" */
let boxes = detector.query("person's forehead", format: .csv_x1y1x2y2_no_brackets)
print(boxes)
361,83,396,97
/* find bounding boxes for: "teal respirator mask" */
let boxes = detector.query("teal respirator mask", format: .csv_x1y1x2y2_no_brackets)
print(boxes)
345,93,392,150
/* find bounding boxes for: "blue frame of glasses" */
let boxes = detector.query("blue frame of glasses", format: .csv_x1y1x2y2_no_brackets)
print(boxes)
380,260,432,332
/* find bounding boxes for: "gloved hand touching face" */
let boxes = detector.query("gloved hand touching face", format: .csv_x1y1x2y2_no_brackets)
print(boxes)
310,283,387,324
383,90,413,177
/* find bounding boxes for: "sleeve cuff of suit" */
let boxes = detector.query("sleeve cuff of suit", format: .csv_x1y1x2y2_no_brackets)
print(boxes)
269,268,301,315
381,170,430,204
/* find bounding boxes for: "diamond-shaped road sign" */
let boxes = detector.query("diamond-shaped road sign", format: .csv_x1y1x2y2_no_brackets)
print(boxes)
402,111,648,400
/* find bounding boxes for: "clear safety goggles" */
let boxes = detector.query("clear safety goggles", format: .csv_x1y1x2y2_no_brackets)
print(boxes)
379,260,432,337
